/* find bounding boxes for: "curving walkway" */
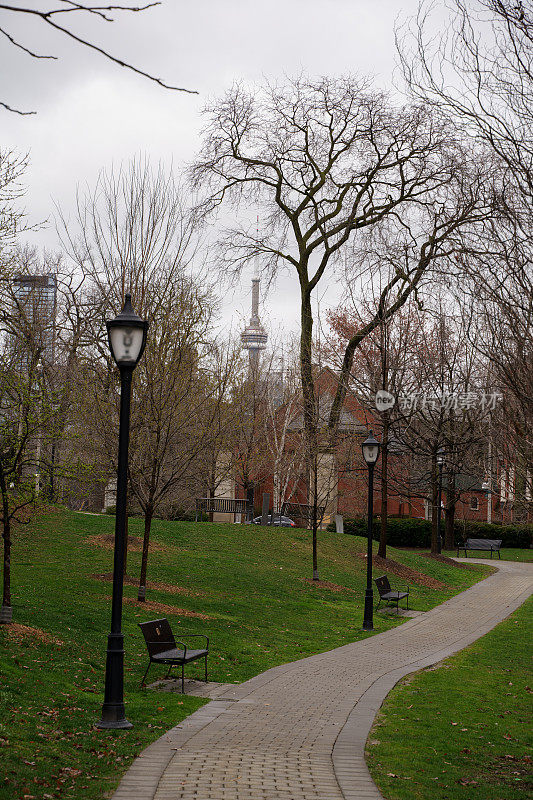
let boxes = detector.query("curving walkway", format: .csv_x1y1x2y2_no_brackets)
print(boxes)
113,560,533,800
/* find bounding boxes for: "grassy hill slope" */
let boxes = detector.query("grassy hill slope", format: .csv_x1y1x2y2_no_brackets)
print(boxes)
0,509,493,800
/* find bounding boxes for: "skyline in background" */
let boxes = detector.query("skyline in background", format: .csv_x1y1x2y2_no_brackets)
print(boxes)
2,0,437,339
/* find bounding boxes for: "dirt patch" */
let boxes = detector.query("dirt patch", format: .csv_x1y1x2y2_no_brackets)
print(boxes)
87,534,169,553
423,553,479,570
302,579,354,592
356,553,449,589
4,623,63,646
92,573,203,597
123,598,211,619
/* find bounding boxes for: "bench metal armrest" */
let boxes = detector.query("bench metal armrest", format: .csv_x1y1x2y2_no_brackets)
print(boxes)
174,640,188,657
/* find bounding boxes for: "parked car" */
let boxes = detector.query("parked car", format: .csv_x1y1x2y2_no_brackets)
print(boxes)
249,515,296,527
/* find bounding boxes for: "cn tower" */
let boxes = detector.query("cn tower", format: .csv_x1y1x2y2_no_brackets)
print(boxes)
241,276,268,370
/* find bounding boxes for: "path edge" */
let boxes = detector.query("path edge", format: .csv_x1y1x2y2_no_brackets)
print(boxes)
111,560,532,800
332,562,533,800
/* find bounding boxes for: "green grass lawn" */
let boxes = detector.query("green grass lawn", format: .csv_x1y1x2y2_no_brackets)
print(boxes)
0,508,495,800
367,596,533,800
443,548,533,562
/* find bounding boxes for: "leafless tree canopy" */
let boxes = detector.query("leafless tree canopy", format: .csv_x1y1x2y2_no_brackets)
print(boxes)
398,1,533,506
398,0,533,204
191,75,494,574
193,75,491,437
0,150,28,267
0,1,197,114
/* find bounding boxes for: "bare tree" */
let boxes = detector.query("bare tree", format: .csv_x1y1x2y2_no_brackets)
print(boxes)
0,150,29,267
399,2,533,489
0,1,196,114
61,158,218,594
130,275,222,600
227,356,271,517
399,0,532,204
0,301,58,623
326,297,424,557
263,356,306,514
192,75,490,577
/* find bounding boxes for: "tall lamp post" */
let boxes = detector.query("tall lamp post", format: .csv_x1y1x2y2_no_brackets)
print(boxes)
436,448,444,554
97,294,148,730
362,431,381,631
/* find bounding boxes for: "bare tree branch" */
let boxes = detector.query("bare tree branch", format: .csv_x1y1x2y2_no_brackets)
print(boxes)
0,1,197,114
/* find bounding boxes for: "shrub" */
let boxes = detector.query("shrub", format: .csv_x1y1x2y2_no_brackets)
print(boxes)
331,516,532,548
330,516,432,547
454,520,532,548
168,506,200,522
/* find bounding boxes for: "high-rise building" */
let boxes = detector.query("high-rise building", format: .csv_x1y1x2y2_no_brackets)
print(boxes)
241,276,267,370
12,273,57,368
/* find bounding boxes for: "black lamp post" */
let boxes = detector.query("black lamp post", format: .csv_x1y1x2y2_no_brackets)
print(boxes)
362,431,381,631
97,294,148,730
436,448,445,555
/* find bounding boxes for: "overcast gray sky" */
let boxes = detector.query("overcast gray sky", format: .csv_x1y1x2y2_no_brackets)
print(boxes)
2,0,430,339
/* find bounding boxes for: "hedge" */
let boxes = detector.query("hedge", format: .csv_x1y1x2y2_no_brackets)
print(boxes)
329,516,532,549
453,519,532,548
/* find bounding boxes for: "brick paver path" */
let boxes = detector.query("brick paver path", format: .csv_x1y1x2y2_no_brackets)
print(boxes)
114,560,533,800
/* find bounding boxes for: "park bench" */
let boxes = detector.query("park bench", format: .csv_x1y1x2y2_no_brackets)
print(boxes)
374,575,410,613
138,618,209,693
280,501,325,526
457,537,502,559
195,497,252,522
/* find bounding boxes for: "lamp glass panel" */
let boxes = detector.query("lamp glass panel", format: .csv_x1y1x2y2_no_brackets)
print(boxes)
363,444,379,464
109,325,144,365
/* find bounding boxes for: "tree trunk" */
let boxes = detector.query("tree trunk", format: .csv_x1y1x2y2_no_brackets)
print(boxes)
300,287,320,581
208,467,215,523
47,442,56,503
0,466,12,622
311,451,319,580
378,419,389,558
138,503,153,601
430,455,440,554
444,472,456,550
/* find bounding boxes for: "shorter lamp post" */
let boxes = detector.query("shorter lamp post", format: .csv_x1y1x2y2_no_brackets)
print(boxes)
97,294,148,730
436,448,444,554
362,431,381,631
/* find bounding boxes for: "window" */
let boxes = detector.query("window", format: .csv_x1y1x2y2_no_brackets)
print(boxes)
470,496,479,510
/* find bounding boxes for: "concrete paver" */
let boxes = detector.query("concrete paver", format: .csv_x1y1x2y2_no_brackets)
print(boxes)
113,559,533,800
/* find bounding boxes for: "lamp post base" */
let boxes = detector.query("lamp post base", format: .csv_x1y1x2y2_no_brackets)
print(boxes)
97,632,132,729
95,710,133,730
362,589,374,631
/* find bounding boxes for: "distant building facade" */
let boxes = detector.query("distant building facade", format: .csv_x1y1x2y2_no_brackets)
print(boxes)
12,273,57,369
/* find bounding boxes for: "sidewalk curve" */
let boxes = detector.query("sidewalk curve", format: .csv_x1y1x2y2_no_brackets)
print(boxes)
113,559,533,800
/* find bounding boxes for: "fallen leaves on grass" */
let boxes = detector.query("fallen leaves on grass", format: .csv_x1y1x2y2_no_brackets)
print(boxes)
4,624,63,646
356,554,450,589
423,553,479,570
92,574,204,597
302,579,354,592
87,534,169,553
123,598,211,618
